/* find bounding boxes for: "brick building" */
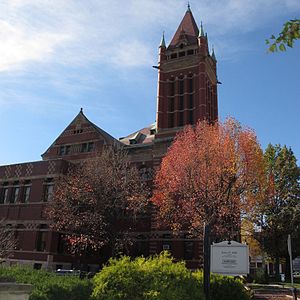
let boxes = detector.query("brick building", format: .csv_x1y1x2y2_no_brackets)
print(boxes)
0,7,218,271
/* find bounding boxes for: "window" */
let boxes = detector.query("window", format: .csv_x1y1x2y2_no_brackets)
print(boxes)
178,112,184,126
36,230,47,252
0,184,9,204
87,142,94,152
22,186,31,203
188,77,193,92
179,78,184,94
59,146,65,156
184,241,195,260
189,110,194,124
65,145,71,155
81,142,94,153
168,113,174,128
168,98,174,112
189,94,194,109
10,183,20,203
81,143,88,153
43,179,54,202
179,51,185,57
179,96,184,110
170,53,177,59
169,80,175,96
187,49,194,55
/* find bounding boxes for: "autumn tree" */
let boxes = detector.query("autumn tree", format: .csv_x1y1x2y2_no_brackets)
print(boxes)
46,147,149,259
152,118,266,240
260,144,300,280
0,219,16,263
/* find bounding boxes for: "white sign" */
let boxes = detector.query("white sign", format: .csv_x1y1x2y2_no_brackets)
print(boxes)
210,241,249,276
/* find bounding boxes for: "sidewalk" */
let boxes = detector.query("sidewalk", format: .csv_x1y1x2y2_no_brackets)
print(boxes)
250,285,300,300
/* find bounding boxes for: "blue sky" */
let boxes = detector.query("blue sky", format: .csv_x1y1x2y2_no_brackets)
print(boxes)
0,0,299,165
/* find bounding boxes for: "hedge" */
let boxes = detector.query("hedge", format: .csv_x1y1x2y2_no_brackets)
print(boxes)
0,266,92,300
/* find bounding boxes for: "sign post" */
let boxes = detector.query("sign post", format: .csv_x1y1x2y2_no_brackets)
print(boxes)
288,234,297,300
210,241,249,276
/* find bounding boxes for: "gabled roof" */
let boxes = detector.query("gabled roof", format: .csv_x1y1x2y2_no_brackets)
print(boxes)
42,109,120,160
168,9,199,48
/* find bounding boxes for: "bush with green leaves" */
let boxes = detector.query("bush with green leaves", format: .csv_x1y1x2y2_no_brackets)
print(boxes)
92,252,203,300
194,270,250,300
0,266,92,300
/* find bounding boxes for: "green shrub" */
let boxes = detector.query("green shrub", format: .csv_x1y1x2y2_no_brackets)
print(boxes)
92,252,203,300
0,266,92,300
194,271,251,300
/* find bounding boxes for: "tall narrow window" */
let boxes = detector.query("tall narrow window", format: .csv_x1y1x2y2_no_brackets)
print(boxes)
169,80,175,96
22,186,31,203
178,112,184,126
0,183,9,204
168,98,174,112
10,183,20,203
179,78,184,94
59,146,65,156
43,179,54,202
189,94,194,109
168,114,174,128
188,76,193,92
189,110,194,124
36,231,47,252
179,96,184,110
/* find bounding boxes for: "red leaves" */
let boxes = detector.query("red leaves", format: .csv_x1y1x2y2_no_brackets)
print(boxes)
45,147,149,256
152,118,265,238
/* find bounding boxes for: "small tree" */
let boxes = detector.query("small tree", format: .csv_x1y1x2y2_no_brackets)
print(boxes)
46,147,149,259
0,219,16,263
260,144,300,280
151,118,266,239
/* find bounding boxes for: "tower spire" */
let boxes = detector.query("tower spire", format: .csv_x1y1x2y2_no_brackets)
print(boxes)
159,31,166,48
199,21,205,37
211,46,216,60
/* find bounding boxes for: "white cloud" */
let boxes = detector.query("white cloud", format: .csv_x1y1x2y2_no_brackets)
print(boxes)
0,0,299,71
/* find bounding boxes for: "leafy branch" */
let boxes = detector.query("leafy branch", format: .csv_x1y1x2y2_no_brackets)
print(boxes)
266,19,300,52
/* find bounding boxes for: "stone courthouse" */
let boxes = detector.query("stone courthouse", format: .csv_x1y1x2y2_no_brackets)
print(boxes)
0,7,218,271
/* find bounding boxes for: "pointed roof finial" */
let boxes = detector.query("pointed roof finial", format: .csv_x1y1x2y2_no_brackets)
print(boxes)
212,46,216,60
199,21,205,37
80,107,83,113
187,2,191,11
160,31,166,48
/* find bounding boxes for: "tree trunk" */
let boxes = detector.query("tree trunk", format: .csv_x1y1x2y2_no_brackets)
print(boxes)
285,254,291,282
275,256,280,281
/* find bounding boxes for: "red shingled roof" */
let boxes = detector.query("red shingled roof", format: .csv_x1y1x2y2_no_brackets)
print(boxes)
169,9,199,47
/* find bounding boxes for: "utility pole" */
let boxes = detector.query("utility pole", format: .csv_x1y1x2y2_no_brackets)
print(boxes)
203,223,211,300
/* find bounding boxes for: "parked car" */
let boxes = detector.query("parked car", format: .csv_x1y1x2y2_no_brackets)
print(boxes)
55,269,80,276
293,271,300,279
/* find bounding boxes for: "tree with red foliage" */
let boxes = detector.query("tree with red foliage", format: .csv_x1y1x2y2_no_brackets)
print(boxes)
152,118,266,239
46,148,149,257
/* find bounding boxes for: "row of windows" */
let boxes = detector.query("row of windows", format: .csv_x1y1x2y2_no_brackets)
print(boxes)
168,94,194,112
59,142,94,156
167,49,196,60
169,76,193,96
0,180,54,204
168,110,194,128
